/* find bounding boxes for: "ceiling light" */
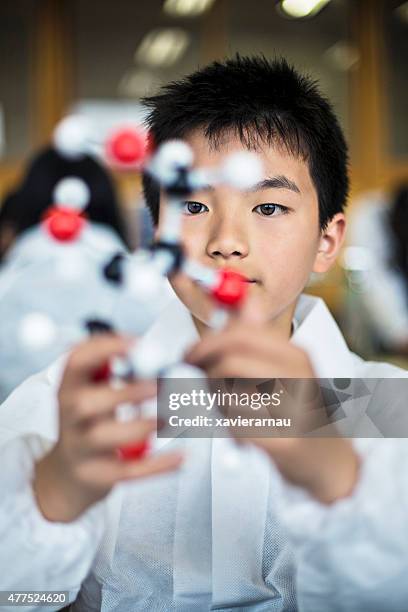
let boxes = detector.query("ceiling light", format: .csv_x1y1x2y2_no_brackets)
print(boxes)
135,29,190,67
163,0,216,17
279,0,331,19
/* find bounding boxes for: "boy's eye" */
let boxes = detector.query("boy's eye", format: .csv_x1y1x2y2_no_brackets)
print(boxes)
253,203,288,217
183,201,209,215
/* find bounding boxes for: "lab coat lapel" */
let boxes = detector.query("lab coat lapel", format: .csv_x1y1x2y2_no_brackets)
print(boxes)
141,290,200,365
292,294,356,378
140,294,201,447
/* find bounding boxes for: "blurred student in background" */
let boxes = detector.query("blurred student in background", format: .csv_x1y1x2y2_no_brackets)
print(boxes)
0,147,129,401
0,146,128,263
347,183,408,355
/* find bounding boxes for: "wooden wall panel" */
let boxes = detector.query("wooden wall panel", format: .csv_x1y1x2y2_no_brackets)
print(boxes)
31,0,75,147
350,0,408,197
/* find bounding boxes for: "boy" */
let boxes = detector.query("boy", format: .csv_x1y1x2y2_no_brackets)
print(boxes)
1,56,408,611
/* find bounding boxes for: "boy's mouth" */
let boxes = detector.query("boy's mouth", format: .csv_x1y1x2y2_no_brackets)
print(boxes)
204,266,260,284
227,272,259,284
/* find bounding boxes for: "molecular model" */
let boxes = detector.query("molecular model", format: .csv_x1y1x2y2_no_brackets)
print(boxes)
6,114,264,460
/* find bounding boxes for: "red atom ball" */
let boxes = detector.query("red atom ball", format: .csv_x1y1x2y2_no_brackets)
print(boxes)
44,206,84,242
118,439,150,461
92,361,111,383
107,128,147,165
212,269,248,307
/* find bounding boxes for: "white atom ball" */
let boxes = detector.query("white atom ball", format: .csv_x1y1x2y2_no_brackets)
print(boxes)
222,151,263,190
53,115,91,159
127,263,163,302
165,364,206,379
150,140,194,184
19,312,57,351
157,140,193,168
111,356,133,380
131,340,167,378
116,403,138,422
53,177,90,211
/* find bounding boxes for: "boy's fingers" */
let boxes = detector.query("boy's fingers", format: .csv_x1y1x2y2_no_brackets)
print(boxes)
117,451,184,481
81,418,158,452
204,355,276,379
67,381,157,425
64,335,135,385
237,289,270,325
185,327,283,367
185,331,234,365
172,270,216,323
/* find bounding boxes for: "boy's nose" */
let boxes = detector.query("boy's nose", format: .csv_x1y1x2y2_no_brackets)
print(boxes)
206,221,249,260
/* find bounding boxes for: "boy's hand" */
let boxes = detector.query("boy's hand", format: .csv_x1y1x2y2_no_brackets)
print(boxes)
33,335,183,523
185,296,359,504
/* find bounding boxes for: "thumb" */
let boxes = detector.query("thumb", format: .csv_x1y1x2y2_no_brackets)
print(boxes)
238,289,270,326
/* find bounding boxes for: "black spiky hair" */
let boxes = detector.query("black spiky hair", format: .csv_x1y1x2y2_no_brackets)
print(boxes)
142,55,349,228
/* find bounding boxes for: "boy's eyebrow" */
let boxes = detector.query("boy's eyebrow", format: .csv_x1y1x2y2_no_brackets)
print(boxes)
195,175,301,194
247,175,301,194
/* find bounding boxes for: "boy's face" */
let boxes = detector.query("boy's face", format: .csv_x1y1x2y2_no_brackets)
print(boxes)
158,131,345,333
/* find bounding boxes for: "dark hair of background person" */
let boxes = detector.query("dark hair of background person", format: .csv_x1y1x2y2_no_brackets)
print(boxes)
0,147,128,260
389,184,408,298
142,54,349,230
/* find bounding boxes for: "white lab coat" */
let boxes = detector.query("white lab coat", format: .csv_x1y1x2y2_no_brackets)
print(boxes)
1,293,408,612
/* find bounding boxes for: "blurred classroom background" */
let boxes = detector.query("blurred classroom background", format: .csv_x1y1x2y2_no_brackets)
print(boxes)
0,0,407,366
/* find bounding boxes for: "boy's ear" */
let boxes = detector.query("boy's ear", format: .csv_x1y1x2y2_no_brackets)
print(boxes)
313,213,346,274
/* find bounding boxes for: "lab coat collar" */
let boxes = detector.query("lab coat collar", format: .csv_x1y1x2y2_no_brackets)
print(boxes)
143,290,355,378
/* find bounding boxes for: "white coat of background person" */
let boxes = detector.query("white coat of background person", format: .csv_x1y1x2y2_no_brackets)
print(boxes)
0,221,125,402
346,185,408,354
